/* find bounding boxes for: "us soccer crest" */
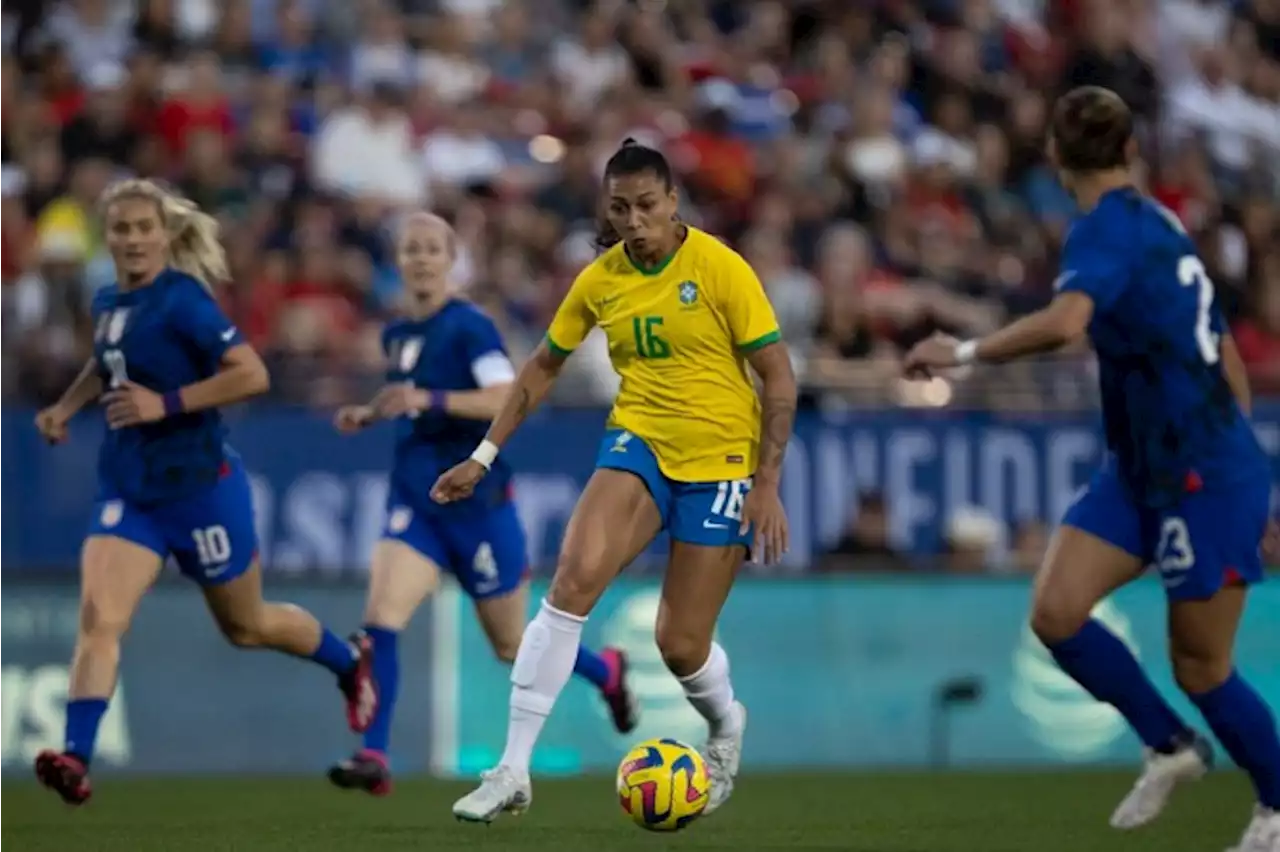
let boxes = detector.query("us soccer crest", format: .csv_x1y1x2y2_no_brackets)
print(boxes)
100,500,123,528
388,506,412,534
397,337,424,372
678,281,698,305
96,308,131,343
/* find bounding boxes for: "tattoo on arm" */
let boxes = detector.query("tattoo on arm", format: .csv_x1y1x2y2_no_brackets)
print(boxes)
513,387,533,422
758,395,796,483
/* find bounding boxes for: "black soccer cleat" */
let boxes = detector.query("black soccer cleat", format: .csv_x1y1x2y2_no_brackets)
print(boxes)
328,749,392,797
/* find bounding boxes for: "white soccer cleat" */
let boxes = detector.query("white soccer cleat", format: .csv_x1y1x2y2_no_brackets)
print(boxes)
703,701,747,816
452,766,532,824
1109,737,1212,829
1226,806,1280,852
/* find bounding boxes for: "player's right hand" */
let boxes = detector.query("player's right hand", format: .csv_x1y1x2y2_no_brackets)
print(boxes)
334,405,374,435
1263,518,1280,565
431,459,488,504
35,405,70,445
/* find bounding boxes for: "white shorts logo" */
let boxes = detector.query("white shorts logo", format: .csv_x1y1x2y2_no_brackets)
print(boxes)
100,500,124,528
388,507,412,534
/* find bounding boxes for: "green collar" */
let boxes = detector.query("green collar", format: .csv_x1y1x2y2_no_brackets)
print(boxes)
624,229,687,276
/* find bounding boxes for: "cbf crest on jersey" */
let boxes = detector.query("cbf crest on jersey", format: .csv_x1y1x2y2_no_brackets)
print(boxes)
393,337,424,372
678,281,698,306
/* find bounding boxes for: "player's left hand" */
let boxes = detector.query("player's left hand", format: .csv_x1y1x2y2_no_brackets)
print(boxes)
371,383,428,419
903,332,962,379
103,382,165,429
740,481,789,565
431,459,488,504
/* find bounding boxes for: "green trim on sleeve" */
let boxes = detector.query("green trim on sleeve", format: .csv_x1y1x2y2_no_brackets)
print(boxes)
738,329,782,352
544,334,575,357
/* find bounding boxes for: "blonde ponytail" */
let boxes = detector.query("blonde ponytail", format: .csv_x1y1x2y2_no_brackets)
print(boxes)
100,179,229,290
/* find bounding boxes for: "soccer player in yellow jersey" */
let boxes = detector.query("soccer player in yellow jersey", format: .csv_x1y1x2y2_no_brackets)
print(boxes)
436,140,798,823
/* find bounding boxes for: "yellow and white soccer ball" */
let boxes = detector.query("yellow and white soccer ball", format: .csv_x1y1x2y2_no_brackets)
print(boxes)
615,737,710,831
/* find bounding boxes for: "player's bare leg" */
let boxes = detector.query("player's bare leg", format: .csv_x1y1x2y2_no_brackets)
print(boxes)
330,541,439,795
453,469,660,823
36,536,163,805
660,541,746,815
1031,526,1208,829
202,561,378,733
1170,585,1280,851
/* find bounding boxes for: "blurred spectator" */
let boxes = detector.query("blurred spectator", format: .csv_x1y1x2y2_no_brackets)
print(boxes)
942,506,1002,574
819,492,915,573
311,81,424,206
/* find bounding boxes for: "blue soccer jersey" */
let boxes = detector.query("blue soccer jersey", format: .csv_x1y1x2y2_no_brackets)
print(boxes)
379,299,526,598
88,268,257,585
92,269,244,506
1057,187,1270,599
1056,187,1267,507
382,299,515,512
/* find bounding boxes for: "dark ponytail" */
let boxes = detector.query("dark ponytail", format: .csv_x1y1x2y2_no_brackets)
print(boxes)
594,137,675,253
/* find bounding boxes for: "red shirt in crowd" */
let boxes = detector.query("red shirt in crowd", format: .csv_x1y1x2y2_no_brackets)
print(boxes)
155,96,234,156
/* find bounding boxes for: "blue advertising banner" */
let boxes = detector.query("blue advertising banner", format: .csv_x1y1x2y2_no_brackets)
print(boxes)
440,577,1280,775
0,585,436,775
4,407,1279,572
3,578,1277,775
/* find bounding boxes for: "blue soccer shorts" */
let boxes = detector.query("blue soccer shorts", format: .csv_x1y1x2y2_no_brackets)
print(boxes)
88,458,258,587
1062,463,1271,601
594,428,754,551
382,484,528,600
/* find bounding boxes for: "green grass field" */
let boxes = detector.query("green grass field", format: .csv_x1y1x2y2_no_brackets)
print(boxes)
2,771,1248,851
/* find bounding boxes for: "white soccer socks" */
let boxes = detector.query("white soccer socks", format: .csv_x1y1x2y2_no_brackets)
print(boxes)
497,599,585,778
677,642,741,737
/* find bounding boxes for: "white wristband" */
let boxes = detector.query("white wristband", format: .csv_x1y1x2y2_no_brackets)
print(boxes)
954,340,979,365
470,439,499,470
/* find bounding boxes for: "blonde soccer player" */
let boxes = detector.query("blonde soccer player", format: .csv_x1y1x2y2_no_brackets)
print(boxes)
32,180,376,804
435,139,798,822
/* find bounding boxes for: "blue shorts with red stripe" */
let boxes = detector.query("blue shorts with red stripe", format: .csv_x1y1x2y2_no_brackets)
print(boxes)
1062,461,1271,601
88,457,258,586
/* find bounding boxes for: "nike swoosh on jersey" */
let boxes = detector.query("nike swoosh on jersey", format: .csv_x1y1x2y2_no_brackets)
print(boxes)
703,519,728,530
221,328,237,341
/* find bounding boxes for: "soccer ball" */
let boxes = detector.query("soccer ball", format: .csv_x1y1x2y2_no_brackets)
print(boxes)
615,737,710,831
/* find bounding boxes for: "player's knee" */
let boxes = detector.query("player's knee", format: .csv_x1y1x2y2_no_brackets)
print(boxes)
1029,591,1091,645
654,623,709,678
546,553,603,616
217,615,265,648
78,597,133,643
491,638,520,665
1170,649,1233,695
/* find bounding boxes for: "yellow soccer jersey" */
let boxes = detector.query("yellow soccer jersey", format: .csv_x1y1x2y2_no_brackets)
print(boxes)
545,227,781,483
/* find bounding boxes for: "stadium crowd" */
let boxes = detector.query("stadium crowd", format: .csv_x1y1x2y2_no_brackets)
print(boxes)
1,0,1278,579
2,0,1278,408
